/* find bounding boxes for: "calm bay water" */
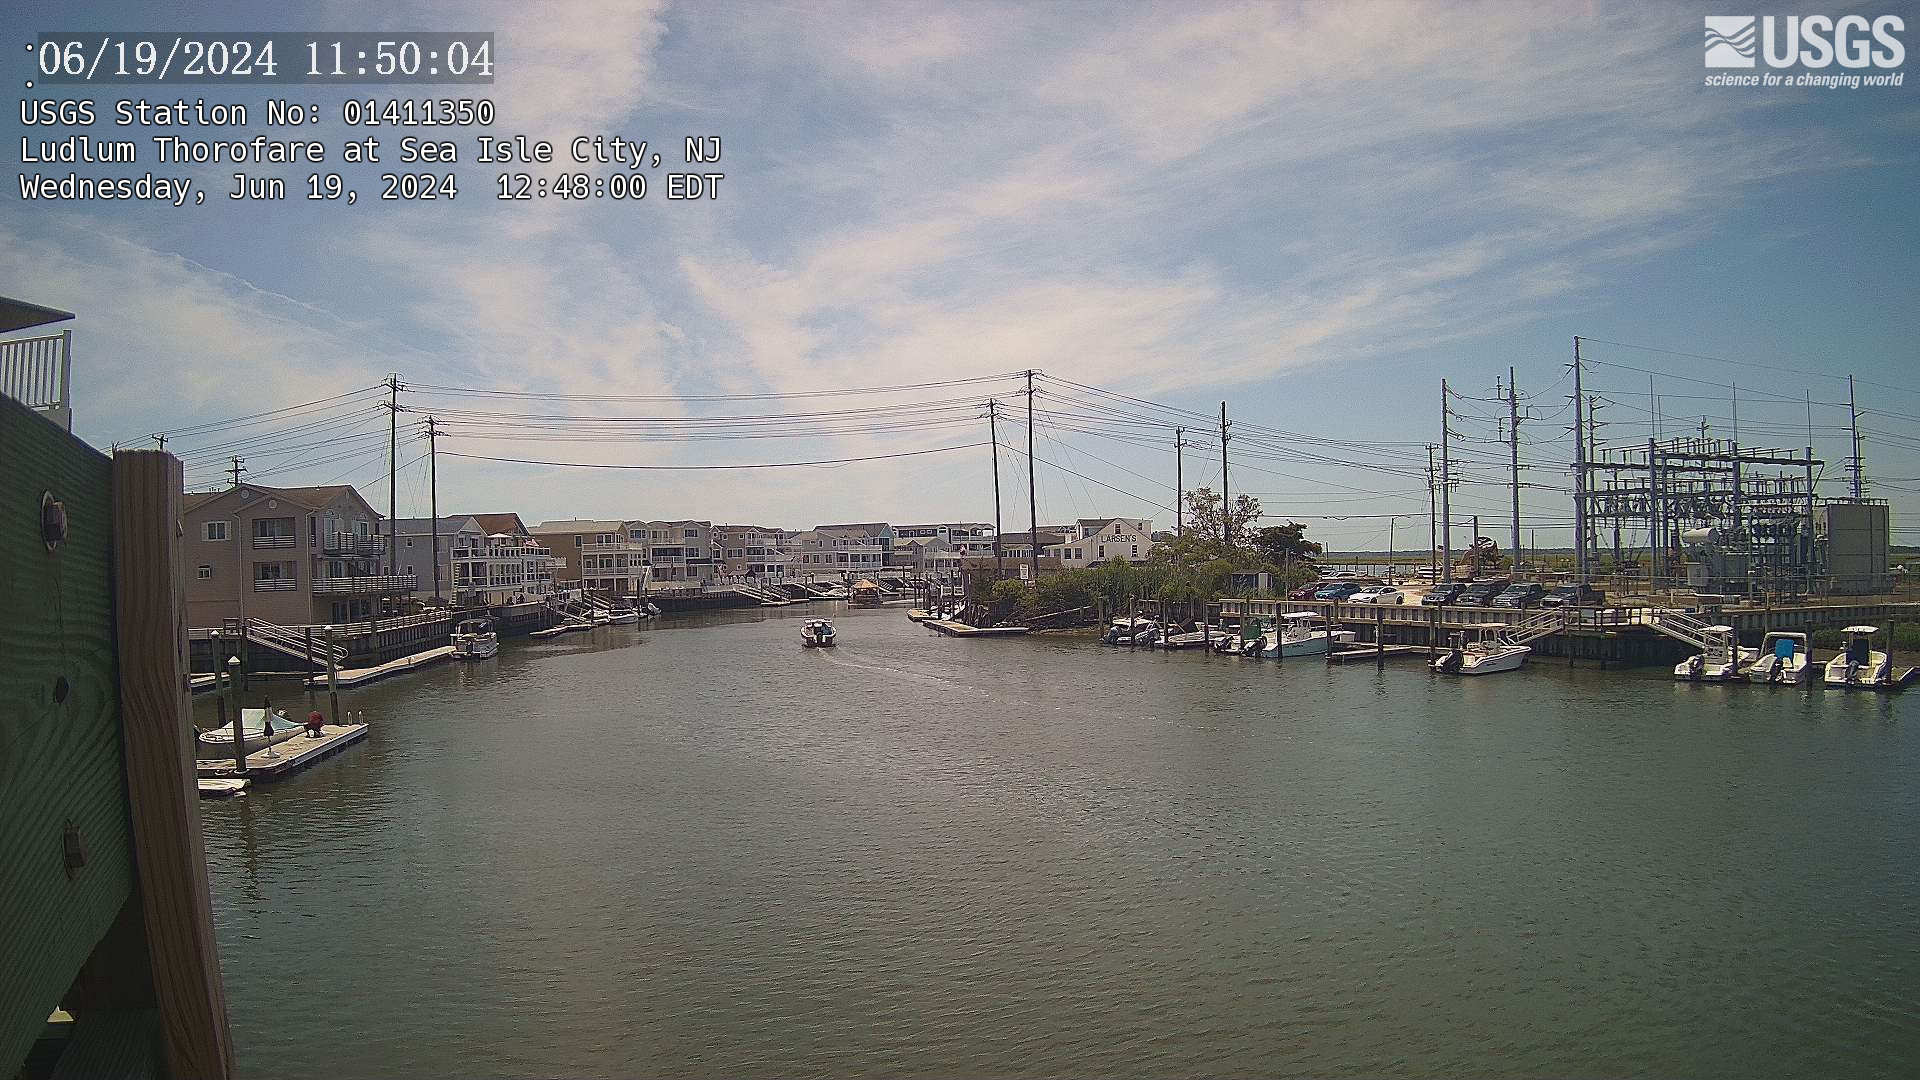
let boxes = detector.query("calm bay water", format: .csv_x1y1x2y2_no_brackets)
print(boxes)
198,605,1920,1078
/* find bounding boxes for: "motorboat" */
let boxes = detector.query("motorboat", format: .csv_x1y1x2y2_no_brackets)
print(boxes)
1101,616,1158,645
1674,625,1756,682
1431,627,1530,675
802,619,837,647
1746,631,1811,685
643,602,663,617
1160,622,1236,650
451,617,499,660
1247,612,1359,658
196,708,307,758
1824,625,1894,688
603,604,640,624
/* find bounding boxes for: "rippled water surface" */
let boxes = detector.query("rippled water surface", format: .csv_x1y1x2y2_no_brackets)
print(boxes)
199,606,1920,1078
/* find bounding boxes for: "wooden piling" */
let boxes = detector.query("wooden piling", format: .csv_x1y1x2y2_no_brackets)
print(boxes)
1376,605,1385,668
325,626,341,727
109,448,236,1079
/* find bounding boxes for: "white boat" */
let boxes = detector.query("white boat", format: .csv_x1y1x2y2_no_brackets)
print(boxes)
196,708,307,758
604,605,640,624
1824,625,1894,688
1746,632,1811,685
1674,625,1755,682
1432,627,1530,675
1160,624,1236,650
451,617,499,660
1101,616,1158,645
802,619,837,647
1248,612,1360,658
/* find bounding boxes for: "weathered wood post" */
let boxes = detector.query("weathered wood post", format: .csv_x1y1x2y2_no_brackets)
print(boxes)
303,624,314,684
110,448,237,1078
325,626,341,727
1376,604,1386,668
1129,597,1138,651
223,655,244,774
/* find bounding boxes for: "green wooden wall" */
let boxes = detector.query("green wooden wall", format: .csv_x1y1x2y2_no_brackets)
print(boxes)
0,396,136,1075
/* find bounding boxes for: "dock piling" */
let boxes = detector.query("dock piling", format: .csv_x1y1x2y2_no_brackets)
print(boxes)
1376,606,1385,668
223,655,244,774
324,626,340,727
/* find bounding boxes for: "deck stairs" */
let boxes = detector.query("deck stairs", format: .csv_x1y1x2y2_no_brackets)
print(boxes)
1498,608,1570,647
726,583,792,605
545,596,597,626
1637,609,1730,652
219,617,348,668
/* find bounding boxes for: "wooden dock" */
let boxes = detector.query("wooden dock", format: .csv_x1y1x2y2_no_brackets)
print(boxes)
529,620,593,639
1327,644,1432,663
305,645,453,688
925,620,1029,637
196,723,368,782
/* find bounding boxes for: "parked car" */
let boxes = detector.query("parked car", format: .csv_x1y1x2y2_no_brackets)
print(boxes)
1314,582,1363,601
1492,583,1545,609
1349,586,1405,605
1289,583,1324,600
1539,584,1604,608
1456,580,1510,606
1421,583,1466,606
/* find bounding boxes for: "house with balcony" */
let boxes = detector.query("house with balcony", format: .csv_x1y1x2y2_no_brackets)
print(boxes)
786,528,888,575
391,516,558,607
628,519,717,585
181,482,408,627
1049,518,1157,567
900,537,966,579
714,524,791,580
0,295,75,431
529,519,652,596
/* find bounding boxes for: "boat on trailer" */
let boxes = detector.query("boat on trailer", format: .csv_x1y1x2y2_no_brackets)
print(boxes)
1432,626,1530,675
1746,631,1811,685
451,617,500,660
802,619,838,647
1674,625,1755,682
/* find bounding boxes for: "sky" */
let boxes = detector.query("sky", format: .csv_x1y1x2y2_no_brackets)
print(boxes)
4,1,1918,549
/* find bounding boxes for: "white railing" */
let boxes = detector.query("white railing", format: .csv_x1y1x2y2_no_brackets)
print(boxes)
0,330,72,430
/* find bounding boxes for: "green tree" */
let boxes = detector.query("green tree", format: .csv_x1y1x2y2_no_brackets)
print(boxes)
1252,522,1320,566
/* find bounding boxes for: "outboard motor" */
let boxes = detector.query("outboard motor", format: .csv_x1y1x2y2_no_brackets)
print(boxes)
1686,654,1705,679
1432,649,1463,673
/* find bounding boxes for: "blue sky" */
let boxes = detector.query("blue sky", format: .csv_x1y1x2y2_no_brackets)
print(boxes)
4,1,1917,548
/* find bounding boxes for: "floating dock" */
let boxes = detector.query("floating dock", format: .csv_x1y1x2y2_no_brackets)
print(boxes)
305,645,453,688
529,620,593,639
1326,644,1432,663
925,620,1029,637
195,723,368,782
196,778,250,798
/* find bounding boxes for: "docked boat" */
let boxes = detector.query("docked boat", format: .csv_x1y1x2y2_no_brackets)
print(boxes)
1247,612,1359,658
1746,631,1811,685
801,618,838,647
643,602,662,617
604,604,640,624
451,617,499,660
1101,616,1153,644
1674,625,1755,682
1431,627,1530,675
196,708,307,759
1823,625,1898,688
1160,623,1236,650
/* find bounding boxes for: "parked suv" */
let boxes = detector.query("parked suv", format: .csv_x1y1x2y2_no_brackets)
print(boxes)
1492,583,1545,609
1456,580,1509,606
1421,583,1466,606
1314,582,1363,601
1539,584,1604,608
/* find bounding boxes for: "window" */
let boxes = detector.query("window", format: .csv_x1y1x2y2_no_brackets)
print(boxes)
406,538,414,548
574,535,583,547
204,520,229,541
685,528,698,539
196,564,212,579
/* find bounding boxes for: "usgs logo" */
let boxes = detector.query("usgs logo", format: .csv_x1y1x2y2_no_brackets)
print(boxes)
1704,15,1905,67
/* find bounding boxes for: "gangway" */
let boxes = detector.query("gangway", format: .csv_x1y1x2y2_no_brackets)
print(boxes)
1499,608,1569,647
217,617,349,668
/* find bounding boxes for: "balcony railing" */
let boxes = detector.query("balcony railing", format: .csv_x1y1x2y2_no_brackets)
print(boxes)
320,534,381,555
251,535,295,548
312,574,417,594
581,542,646,555
0,330,72,430
252,578,297,591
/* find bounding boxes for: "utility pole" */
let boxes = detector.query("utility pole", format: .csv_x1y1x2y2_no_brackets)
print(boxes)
1571,336,1587,586
1730,383,1742,536
1174,426,1186,539
426,416,442,602
1440,380,1452,582
1025,370,1039,584
151,433,166,450
1507,367,1521,572
1426,445,1438,583
384,373,401,577
226,456,244,488
1218,401,1231,548
1847,373,1864,499
988,399,1004,578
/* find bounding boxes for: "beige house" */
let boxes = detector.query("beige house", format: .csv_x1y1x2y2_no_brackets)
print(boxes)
1049,518,1157,567
181,483,407,627
529,519,652,595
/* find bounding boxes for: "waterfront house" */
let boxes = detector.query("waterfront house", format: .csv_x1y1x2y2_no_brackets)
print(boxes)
391,515,557,606
991,530,1068,562
1050,518,1157,567
181,482,406,627
788,528,889,574
529,519,652,596
628,519,717,585
715,523,792,580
